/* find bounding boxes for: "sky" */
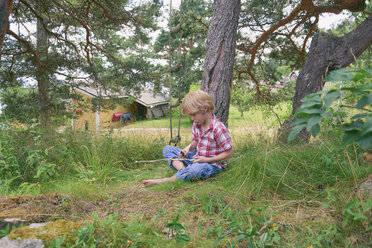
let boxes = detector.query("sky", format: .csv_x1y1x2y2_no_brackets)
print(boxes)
318,11,350,30
161,0,350,30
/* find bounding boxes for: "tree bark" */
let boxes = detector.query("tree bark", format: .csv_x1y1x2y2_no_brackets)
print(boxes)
36,1,51,128
202,0,240,127
0,0,12,58
279,14,372,143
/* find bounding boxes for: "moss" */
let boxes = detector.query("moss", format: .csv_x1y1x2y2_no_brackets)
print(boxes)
0,195,47,222
0,208,29,221
7,219,84,247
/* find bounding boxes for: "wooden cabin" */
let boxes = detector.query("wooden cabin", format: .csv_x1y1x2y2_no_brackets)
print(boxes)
71,86,169,132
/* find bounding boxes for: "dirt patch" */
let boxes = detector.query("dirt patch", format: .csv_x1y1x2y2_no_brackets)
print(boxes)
116,187,173,219
0,194,68,223
0,193,108,223
0,186,182,224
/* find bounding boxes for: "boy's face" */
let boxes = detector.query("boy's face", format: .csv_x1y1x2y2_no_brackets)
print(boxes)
189,111,208,125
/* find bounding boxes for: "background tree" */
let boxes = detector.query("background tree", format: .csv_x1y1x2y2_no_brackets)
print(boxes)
35,0,50,127
232,0,371,141
0,0,12,57
0,0,161,126
202,0,241,127
153,0,211,98
279,14,372,142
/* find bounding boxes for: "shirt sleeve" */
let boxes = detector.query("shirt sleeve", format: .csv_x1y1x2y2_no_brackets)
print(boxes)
215,126,233,151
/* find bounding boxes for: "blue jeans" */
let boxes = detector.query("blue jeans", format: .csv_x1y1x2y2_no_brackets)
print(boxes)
162,145,223,181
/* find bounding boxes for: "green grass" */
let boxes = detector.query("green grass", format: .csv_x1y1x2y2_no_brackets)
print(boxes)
1,108,371,247
123,103,291,130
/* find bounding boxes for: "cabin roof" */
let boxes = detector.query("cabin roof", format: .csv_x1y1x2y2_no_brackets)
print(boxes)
74,85,169,107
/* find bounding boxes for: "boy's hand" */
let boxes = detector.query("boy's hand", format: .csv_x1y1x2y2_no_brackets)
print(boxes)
180,147,190,158
193,156,210,163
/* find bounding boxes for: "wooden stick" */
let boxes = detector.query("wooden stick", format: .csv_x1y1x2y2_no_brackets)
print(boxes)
134,158,194,164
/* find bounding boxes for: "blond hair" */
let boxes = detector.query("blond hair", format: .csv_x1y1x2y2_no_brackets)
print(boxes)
181,90,215,115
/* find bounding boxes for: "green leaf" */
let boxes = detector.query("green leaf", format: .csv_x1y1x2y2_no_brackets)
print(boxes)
340,67,367,73
356,93,372,109
350,113,368,120
293,108,322,118
325,69,354,82
288,125,306,143
306,114,321,132
320,202,330,209
309,124,320,137
324,90,340,108
342,218,348,228
354,83,372,91
361,117,372,135
342,131,359,146
300,108,323,115
352,69,371,81
300,101,322,109
292,108,307,119
343,120,364,131
291,118,308,126
356,133,372,150
365,67,372,75
303,93,322,101
344,201,355,209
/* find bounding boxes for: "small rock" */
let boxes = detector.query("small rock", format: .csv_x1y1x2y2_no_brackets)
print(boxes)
362,152,372,162
3,218,23,223
29,222,51,229
359,179,372,199
0,237,44,248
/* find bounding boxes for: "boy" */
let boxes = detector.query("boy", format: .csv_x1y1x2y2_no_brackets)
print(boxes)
142,90,233,187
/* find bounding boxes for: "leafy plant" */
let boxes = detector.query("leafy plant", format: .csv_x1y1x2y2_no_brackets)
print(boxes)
165,215,190,245
288,67,372,150
320,188,337,209
304,225,340,248
342,198,372,232
0,223,23,238
213,206,281,247
202,193,227,215
49,236,66,248
0,140,20,194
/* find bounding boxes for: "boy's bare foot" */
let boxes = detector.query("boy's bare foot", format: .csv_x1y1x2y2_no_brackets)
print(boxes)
142,179,164,187
142,175,177,187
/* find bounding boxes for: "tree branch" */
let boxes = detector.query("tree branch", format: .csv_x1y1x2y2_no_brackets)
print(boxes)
7,29,43,68
300,14,319,62
89,42,134,74
90,0,134,23
238,0,358,97
7,29,89,81
314,4,345,15
20,0,81,59
51,0,92,65
185,12,209,30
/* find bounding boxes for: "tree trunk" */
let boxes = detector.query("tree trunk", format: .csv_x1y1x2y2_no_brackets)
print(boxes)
279,14,372,143
36,2,51,128
202,0,240,127
0,0,12,57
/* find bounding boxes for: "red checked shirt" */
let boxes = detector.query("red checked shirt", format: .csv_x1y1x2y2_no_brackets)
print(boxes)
191,115,233,168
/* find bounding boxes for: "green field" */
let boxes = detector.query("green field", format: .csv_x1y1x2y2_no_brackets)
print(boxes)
0,105,371,247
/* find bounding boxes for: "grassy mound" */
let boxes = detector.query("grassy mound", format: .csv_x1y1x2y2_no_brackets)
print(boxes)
0,123,371,247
